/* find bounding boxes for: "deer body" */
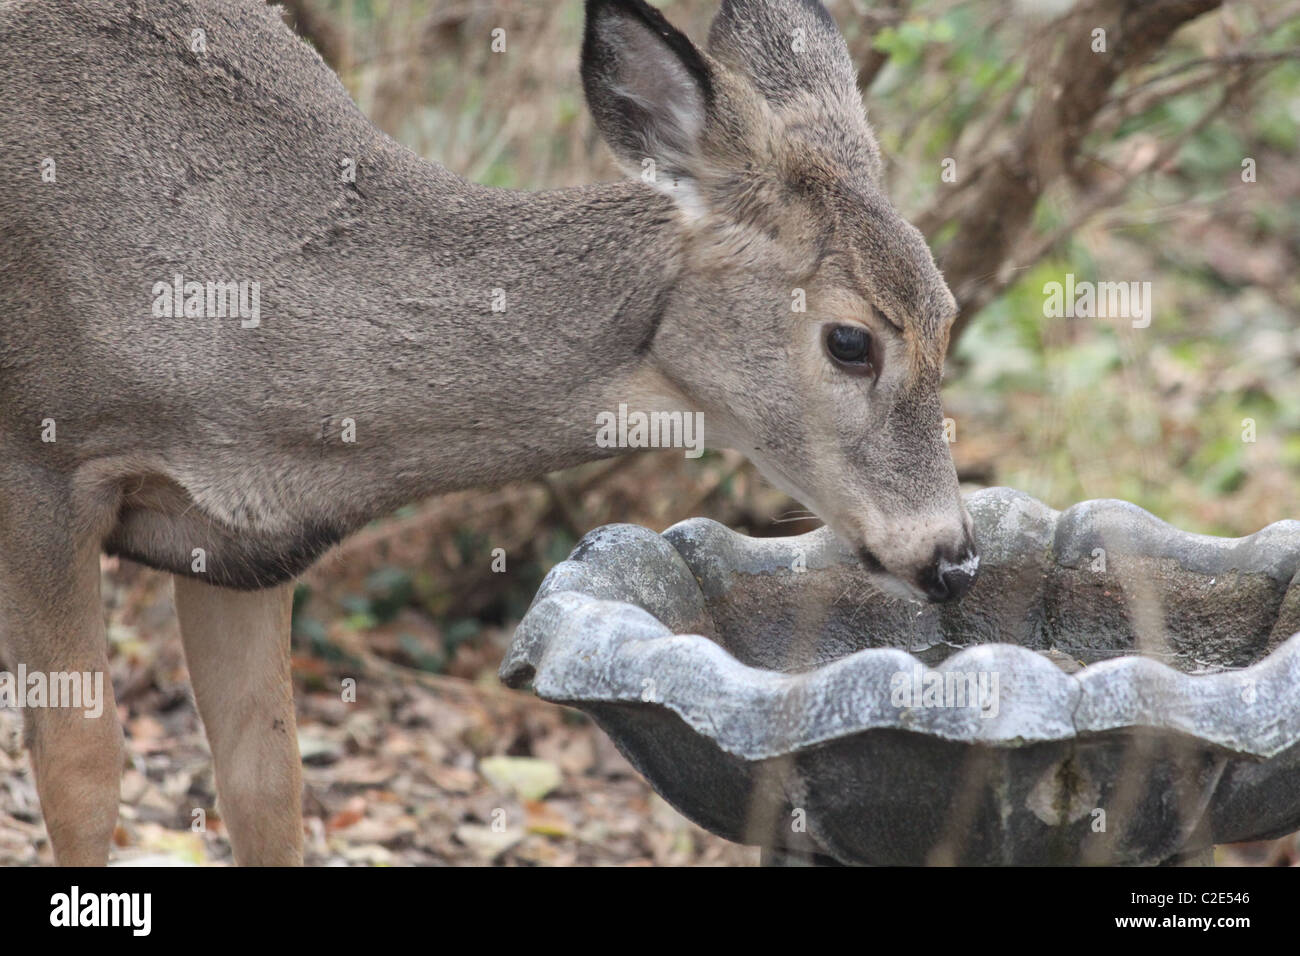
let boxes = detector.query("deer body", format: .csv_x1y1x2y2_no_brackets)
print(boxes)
4,0,688,587
25,177,685,589
0,0,975,864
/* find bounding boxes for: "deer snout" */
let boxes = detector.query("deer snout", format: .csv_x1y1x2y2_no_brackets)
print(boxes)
845,506,978,604
917,536,980,603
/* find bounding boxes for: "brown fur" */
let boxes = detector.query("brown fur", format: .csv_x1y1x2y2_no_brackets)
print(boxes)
0,0,973,864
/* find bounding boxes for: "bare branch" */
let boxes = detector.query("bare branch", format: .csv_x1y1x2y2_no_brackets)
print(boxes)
273,0,346,72
994,75,1250,311
845,0,911,91
925,0,1226,351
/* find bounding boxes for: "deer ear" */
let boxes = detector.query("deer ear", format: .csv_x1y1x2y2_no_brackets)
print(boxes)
582,0,714,208
708,0,858,105
708,0,880,180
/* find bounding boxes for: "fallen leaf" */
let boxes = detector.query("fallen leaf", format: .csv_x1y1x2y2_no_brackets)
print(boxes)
327,795,368,832
454,824,524,861
523,799,572,838
479,756,562,801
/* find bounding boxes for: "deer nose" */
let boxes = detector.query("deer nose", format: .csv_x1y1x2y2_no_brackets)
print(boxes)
919,541,979,603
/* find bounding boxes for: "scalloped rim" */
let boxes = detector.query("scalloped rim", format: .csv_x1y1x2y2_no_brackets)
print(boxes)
502,488,1300,761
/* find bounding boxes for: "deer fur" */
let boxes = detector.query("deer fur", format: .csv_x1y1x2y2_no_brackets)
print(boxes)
0,0,975,864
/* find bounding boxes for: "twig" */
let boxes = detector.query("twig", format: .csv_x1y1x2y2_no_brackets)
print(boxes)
987,74,1250,311
355,648,557,707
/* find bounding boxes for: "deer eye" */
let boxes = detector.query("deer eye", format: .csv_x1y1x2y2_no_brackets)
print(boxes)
825,324,874,374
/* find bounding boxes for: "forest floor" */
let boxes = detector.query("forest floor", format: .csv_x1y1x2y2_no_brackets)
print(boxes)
0,559,756,867
0,554,1294,866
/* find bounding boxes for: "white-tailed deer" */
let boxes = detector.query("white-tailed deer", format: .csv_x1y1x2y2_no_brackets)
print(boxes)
0,0,976,864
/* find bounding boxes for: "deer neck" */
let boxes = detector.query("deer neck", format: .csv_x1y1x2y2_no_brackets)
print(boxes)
272,171,693,519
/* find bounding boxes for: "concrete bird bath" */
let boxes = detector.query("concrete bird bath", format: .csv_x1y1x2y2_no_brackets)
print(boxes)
500,488,1300,865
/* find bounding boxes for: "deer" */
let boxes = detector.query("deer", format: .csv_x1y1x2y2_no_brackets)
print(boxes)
0,0,977,865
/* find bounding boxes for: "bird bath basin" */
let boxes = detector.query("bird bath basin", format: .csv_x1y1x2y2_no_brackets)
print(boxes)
500,488,1300,865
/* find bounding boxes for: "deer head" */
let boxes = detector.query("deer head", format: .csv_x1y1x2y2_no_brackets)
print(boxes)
582,0,978,602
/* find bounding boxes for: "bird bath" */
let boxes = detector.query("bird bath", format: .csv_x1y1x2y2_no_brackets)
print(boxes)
500,488,1300,865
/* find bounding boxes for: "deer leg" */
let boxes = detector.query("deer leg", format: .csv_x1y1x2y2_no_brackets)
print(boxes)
0,484,124,866
172,575,303,865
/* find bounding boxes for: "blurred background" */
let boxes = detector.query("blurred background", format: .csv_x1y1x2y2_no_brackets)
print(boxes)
2,0,1298,865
